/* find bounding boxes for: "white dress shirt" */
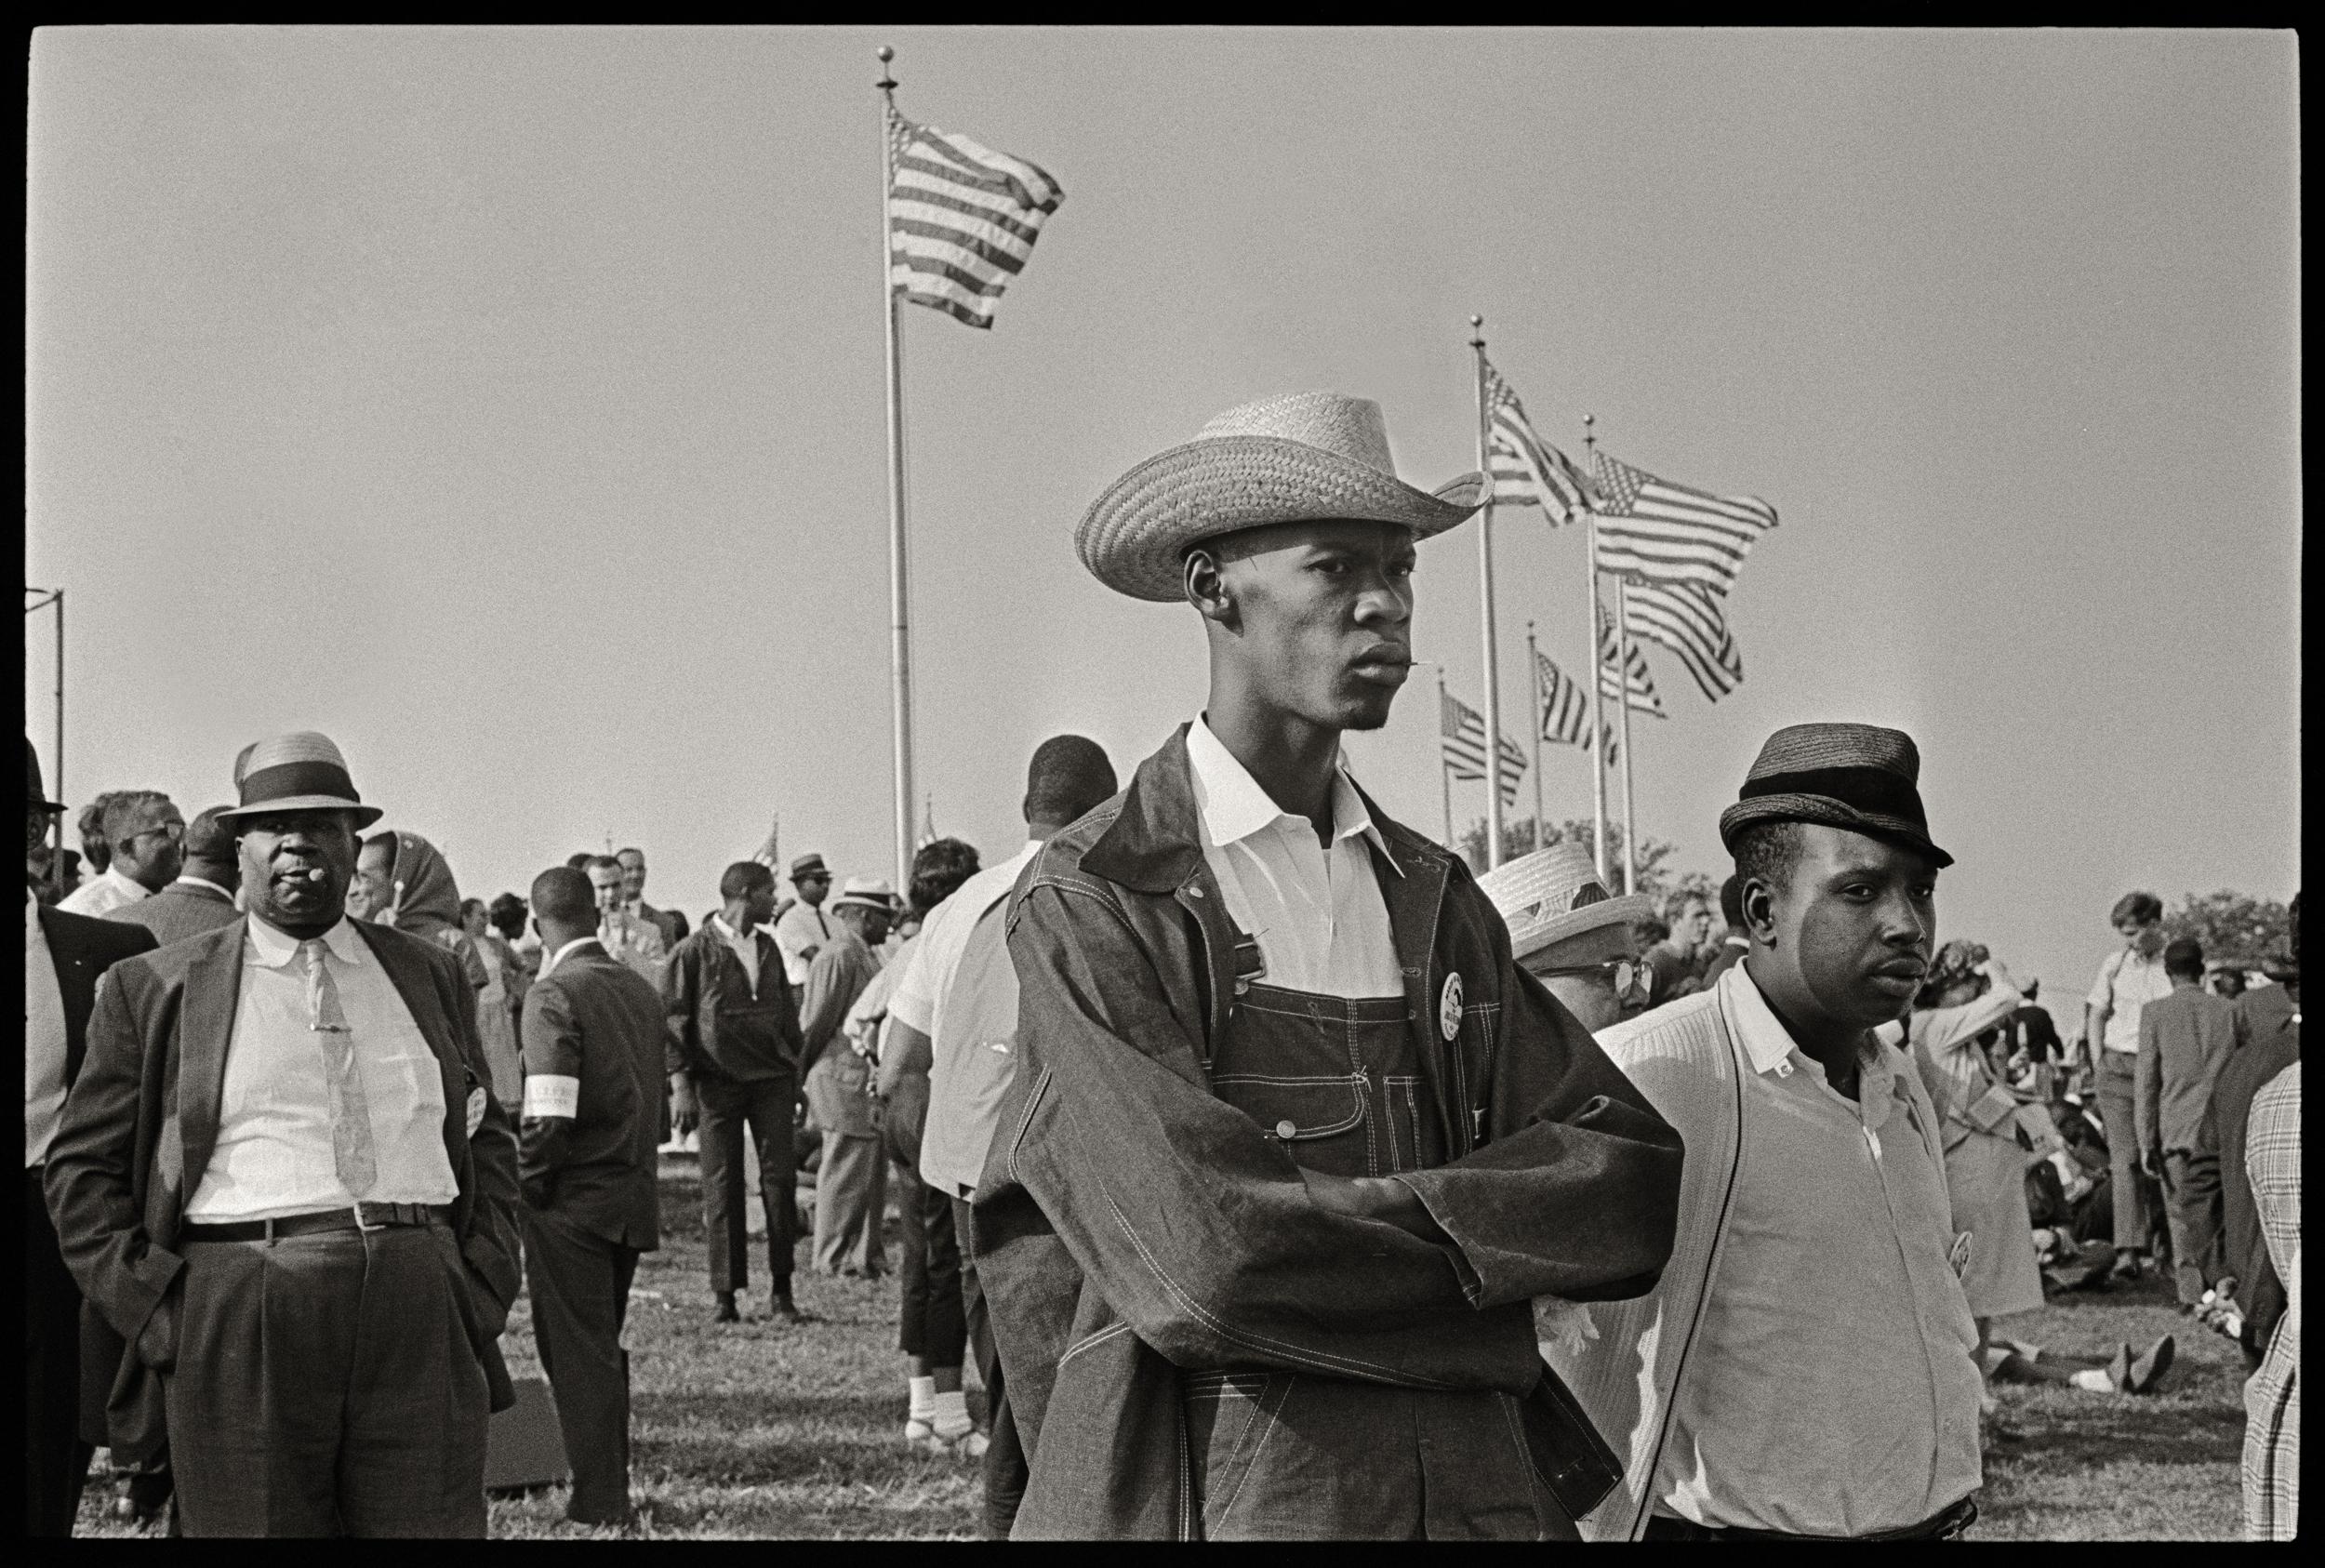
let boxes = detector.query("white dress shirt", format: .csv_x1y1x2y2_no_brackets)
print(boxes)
887,840,1044,1043
774,899,834,989
57,862,151,918
171,873,237,903
1184,715,1402,1000
1659,964,1983,1535
2088,946,2173,1054
25,892,72,1168
709,913,762,990
184,916,459,1222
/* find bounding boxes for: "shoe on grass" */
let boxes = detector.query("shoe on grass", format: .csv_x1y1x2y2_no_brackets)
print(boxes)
2105,1343,2133,1391
712,1292,741,1323
2124,1335,2176,1394
765,1293,807,1323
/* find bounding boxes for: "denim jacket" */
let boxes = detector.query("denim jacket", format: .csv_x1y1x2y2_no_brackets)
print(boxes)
971,725,1685,1537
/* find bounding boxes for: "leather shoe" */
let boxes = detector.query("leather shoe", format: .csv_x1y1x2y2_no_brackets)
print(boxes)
2105,1343,2133,1391
2125,1335,2176,1394
765,1293,807,1322
712,1293,741,1323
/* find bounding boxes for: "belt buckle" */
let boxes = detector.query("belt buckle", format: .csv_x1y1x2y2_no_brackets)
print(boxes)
352,1203,381,1232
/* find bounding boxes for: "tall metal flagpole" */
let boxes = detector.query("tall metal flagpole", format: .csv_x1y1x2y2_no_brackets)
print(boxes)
1468,317,1506,869
1581,414,1610,885
1615,578,1640,895
876,47,916,892
1526,621,1545,855
1435,664,1455,849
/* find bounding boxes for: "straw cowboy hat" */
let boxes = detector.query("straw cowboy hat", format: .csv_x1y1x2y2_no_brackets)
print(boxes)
215,731,384,829
1477,841,1653,964
1076,390,1485,602
1718,722,1951,869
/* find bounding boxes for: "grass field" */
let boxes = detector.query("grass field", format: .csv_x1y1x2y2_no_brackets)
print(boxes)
80,1157,2249,1539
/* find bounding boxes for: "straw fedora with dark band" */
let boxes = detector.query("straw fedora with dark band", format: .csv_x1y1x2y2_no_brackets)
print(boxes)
216,731,384,830
1077,391,1484,602
1478,842,1654,964
1718,722,1951,868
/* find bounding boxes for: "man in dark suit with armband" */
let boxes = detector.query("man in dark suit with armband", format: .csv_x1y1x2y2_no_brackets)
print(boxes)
516,865,668,1526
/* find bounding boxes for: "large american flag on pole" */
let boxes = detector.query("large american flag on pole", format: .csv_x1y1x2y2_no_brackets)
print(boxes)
1597,602,1666,717
1481,357,1593,525
1535,652,1623,765
1441,687,1526,808
886,108,1064,329
1625,578,1744,702
1592,449,1777,591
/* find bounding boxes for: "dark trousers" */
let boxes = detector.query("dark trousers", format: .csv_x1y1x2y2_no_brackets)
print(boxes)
27,1169,92,1537
522,1209,640,1524
2158,1148,2223,1305
2094,1052,2150,1252
896,1170,964,1363
698,1071,798,1296
955,1196,1027,1540
166,1225,491,1536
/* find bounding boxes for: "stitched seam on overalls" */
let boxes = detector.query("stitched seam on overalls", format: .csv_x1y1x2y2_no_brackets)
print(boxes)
1003,1067,1053,1188
1056,1321,1136,1373
1212,1372,1293,1529
1096,1183,1457,1387
1211,1078,1364,1139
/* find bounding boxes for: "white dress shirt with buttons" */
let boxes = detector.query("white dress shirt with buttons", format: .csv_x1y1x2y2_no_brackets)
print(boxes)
1184,715,1403,1001
1659,964,1984,1535
57,862,152,919
183,915,459,1223
25,891,72,1168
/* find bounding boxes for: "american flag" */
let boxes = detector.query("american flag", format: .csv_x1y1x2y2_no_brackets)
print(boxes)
1597,599,1666,717
1481,357,1593,525
1592,449,1777,592
1441,687,1525,808
887,108,1064,329
1625,578,1744,702
1534,652,1622,764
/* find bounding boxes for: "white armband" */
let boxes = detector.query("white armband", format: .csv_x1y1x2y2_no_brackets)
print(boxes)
523,1074,580,1119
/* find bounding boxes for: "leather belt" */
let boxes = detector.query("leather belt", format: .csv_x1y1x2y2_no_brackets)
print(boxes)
182,1203,454,1243
1647,1495,1979,1543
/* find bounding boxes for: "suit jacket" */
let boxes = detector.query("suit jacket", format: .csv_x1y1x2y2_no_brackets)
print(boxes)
636,900,689,951
103,880,241,949
518,942,667,1251
2212,984,2299,1350
44,916,525,1461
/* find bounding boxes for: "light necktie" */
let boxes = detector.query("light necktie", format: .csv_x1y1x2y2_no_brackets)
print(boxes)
301,938,378,1199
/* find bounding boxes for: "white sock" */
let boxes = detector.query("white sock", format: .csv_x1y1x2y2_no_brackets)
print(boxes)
931,1389,972,1436
2071,1369,2114,1393
908,1376,937,1422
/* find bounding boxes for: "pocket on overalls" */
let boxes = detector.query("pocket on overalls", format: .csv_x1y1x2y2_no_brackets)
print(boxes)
1182,1369,1291,1535
1211,1075,1367,1175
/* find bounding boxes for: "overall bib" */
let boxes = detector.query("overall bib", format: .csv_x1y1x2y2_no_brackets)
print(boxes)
1183,978,1561,1540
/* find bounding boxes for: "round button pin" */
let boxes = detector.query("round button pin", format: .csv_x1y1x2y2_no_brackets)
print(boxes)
1275,1120,1297,1139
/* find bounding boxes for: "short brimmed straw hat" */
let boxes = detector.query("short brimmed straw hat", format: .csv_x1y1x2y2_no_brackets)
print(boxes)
1718,722,1951,869
831,876,897,914
215,731,384,829
1076,391,1484,602
1478,842,1653,964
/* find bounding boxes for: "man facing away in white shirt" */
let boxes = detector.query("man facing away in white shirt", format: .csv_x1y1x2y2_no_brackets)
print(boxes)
57,790,184,918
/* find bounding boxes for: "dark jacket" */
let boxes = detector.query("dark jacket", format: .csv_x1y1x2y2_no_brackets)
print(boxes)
2212,984,2299,1352
662,921,804,1083
519,941,668,1251
637,900,689,951
32,905,157,1446
103,878,240,948
971,725,1685,1537
43,916,525,1462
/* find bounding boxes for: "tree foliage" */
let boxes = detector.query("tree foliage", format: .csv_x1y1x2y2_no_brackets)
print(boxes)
2162,890,2292,970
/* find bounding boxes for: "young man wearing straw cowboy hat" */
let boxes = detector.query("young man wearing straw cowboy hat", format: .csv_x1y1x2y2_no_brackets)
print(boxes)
1536,723,1988,1542
44,731,524,1537
969,390,1684,1540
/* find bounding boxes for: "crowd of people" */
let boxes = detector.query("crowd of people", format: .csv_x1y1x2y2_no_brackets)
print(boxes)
23,390,2299,1541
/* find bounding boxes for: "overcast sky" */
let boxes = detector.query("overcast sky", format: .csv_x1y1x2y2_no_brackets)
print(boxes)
28,26,2298,1003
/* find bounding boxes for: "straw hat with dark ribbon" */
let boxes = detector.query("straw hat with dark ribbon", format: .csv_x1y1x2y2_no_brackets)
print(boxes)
1718,722,1951,868
1076,391,1484,602
216,731,384,829
1478,841,1654,964
830,876,897,914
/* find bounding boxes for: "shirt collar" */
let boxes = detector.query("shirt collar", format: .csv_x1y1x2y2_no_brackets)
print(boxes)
542,935,599,977
102,863,151,899
709,912,759,946
173,874,235,902
1724,963,1902,1122
1186,715,1399,873
247,913,365,969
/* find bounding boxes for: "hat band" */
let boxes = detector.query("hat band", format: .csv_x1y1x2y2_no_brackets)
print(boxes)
239,759,362,808
1739,764,1924,826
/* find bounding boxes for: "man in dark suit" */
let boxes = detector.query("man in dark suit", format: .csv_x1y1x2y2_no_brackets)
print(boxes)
45,731,523,1537
25,739,158,1537
515,866,667,1526
106,804,242,948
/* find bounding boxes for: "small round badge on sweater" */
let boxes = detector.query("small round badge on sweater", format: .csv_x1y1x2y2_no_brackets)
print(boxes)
1439,972,1464,1042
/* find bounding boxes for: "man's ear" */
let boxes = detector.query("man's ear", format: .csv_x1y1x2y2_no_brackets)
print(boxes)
1741,878,1778,947
1185,547,1236,628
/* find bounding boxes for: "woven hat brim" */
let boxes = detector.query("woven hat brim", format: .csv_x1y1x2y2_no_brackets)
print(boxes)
1078,434,1485,602
217,796,385,831
1719,794,1952,869
1506,891,1654,964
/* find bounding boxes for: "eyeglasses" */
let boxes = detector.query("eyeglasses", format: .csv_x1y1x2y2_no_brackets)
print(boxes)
1533,958,1648,1001
126,820,185,845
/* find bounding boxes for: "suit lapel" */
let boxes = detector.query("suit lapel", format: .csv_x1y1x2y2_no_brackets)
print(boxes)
178,918,251,1198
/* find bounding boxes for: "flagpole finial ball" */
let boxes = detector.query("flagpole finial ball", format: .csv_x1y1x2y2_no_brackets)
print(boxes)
1468,313,1481,327
1583,413,1595,427
877,45,893,61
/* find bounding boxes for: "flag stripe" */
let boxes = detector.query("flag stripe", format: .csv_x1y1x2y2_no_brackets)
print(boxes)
1626,579,1744,701
1593,450,1777,591
1597,600,1667,717
886,110,1062,329
1480,358,1591,526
